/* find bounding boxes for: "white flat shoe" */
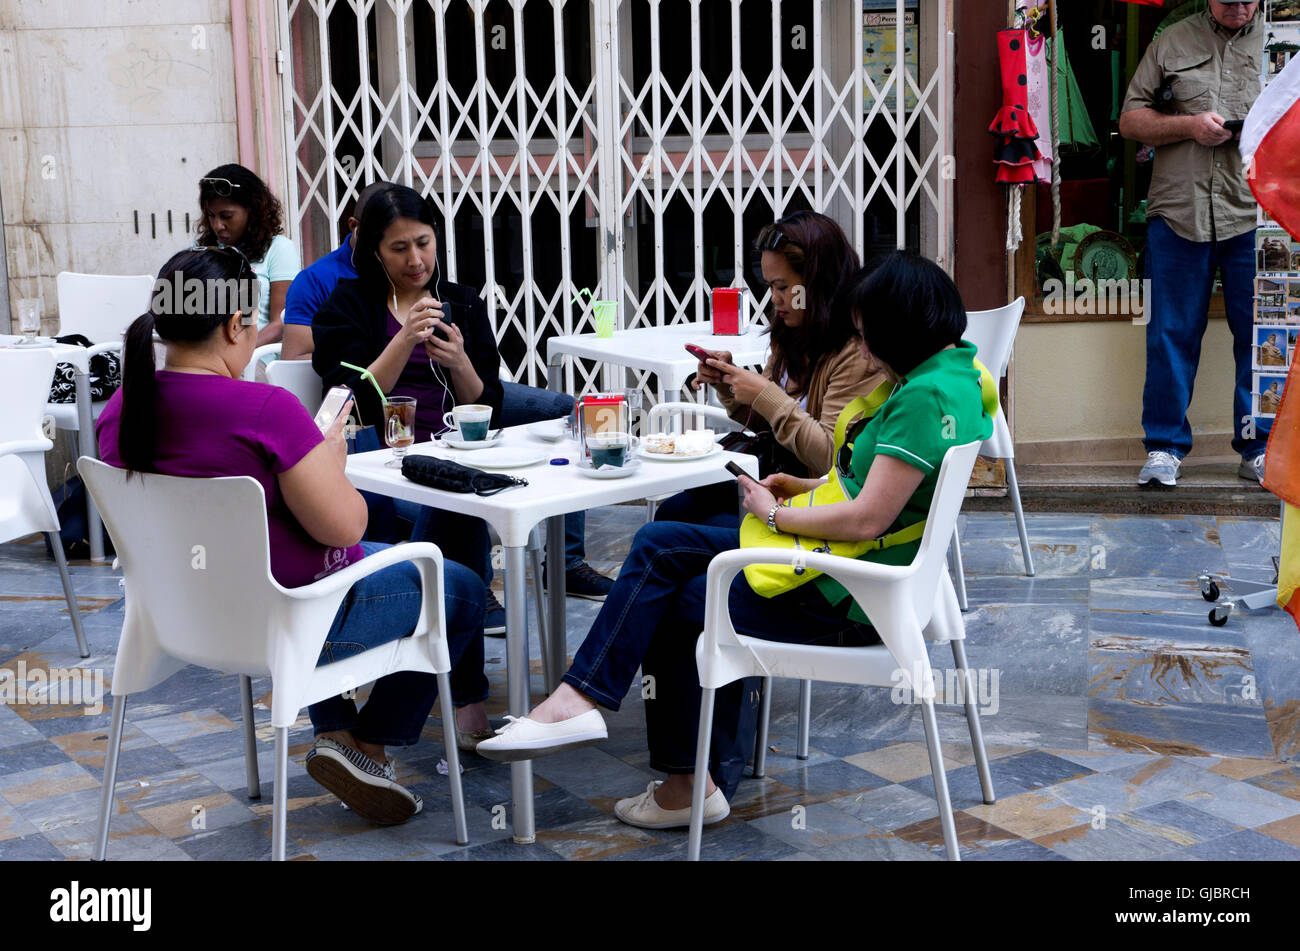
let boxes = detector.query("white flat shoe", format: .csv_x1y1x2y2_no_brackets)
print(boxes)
614,780,730,830
474,709,607,762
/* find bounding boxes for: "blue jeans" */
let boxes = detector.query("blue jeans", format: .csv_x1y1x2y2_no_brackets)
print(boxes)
308,542,488,747
1143,216,1268,459
563,521,878,799
653,481,742,529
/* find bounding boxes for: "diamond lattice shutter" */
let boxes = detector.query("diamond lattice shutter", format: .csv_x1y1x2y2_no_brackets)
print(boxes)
275,0,951,397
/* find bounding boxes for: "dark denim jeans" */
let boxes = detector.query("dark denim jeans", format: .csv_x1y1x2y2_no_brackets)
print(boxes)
563,521,877,799
1143,216,1268,459
308,542,488,747
653,481,742,529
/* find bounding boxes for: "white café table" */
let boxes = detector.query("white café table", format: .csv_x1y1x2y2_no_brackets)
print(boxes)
546,322,770,403
345,423,758,844
0,335,108,562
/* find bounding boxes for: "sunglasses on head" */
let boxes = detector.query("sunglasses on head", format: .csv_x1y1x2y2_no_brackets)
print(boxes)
200,177,242,197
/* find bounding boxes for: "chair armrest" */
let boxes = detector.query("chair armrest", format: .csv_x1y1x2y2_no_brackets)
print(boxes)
275,542,449,668
648,401,739,434
277,541,444,601
0,439,54,458
85,341,124,360
699,546,937,692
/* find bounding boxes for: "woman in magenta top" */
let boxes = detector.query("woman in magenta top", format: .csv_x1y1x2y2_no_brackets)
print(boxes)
97,246,490,826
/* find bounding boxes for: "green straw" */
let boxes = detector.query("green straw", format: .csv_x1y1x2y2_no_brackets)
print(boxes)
571,288,594,307
340,361,388,406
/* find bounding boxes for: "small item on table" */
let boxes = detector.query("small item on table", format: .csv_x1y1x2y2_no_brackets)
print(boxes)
711,287,749,336
643,429,715,457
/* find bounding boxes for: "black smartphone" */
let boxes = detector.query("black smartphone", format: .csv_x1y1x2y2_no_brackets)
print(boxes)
725,460,752,481
1224,119,1244,136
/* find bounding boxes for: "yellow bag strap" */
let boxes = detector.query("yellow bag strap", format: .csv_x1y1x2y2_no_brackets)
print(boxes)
833,380,895,448
861,517,927,551
973,356,1000,419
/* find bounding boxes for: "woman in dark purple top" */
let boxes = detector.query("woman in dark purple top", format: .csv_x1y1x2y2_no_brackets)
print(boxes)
311,184,508,629
101,247,491,827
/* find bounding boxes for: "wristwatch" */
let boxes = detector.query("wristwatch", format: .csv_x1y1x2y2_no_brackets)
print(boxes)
767,502,782,533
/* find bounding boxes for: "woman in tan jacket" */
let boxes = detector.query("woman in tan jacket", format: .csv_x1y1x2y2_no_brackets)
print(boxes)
656,211,881,526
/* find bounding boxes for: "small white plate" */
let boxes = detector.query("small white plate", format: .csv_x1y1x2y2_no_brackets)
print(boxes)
527,419,568,442
576,458,641,479
443,434,505,450
11,338,55,349
639,443,723,462
466,447,547,469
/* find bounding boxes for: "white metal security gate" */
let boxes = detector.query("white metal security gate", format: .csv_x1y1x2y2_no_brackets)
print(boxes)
276,0,951,394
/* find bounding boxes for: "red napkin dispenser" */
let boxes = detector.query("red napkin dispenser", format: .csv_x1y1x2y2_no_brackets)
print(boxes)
711,287,749,336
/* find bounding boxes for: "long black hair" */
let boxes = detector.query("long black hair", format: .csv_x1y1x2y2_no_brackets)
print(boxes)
351,183,442,307
196,163,285,262
847,251,967,378
119,248,259,473
752,211,860,396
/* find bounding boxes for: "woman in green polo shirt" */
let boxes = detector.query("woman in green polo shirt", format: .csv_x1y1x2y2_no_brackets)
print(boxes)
476,251,993,831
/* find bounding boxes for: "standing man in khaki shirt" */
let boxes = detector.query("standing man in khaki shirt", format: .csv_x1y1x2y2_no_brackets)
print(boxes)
1120,1,1267,488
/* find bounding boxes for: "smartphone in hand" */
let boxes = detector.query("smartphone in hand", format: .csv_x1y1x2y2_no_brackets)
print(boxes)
685,343,711,361
725,460,753,482
314,386,352,433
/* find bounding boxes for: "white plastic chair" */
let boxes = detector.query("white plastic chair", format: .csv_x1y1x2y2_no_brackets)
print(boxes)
643,401,745,519
266,356,325,417
45,272,155,435
80,459,469,861
0,351,89,657
687,441,995,861
952,297,1033,612
243,343,282,382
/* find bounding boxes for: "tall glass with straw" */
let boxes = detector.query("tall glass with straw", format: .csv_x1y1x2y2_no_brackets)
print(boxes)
341,362,414,468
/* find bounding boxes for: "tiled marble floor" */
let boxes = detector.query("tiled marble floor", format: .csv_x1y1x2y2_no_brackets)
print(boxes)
2,508,1299,861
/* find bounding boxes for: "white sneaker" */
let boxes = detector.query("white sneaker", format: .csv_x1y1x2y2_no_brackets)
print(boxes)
474,709,607,762
1239,454,1266,485
614,780,730,830
1138,450,1180,489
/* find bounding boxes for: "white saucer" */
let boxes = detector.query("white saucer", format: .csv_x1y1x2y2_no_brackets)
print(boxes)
443,434,505,450
466,447,547,469
576,458,641,479
11,337,55,349
639,443,723,462
527,419,568,442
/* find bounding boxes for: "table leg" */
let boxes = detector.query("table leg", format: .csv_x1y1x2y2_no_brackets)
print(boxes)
503,544,536,844
546,514,567,694
74,369,106,563
547,355,563,393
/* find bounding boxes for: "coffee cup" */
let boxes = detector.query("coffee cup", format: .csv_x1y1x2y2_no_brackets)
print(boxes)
588,431,638,468
443,404,493,441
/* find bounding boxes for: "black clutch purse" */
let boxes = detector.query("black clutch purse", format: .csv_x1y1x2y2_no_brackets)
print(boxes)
401,455,528,496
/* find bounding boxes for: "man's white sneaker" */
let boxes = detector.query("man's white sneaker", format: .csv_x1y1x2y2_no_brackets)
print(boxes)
614,780,730,830
474,709,607,762
1138,450,1180,489
1239,453,1266,485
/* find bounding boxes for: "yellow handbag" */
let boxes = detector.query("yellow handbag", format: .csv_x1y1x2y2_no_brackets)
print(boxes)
738,357,999,599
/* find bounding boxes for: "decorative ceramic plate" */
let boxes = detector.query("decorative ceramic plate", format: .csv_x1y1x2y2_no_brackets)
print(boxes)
1073,231,1137,284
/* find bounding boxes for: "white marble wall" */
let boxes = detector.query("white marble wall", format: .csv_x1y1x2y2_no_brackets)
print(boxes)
1,0,239,333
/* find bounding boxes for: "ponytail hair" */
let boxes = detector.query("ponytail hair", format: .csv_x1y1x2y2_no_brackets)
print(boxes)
119,247,259,473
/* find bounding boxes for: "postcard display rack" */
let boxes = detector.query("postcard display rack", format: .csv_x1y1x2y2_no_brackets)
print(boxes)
1198,3,1300,626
